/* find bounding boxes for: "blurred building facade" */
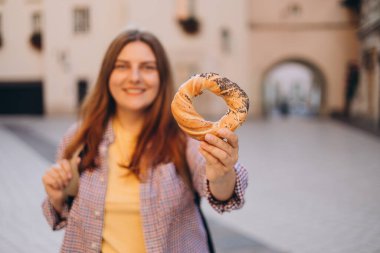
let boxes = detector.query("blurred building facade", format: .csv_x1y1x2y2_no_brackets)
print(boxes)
354,0,380,126
0,0,361,118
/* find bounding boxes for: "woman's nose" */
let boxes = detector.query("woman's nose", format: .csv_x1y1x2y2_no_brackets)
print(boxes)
129,68,141,83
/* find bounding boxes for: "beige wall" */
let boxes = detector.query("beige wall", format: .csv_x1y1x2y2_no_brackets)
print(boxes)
354,33,380,122
250,0,355,24
0,0,43,80
33,0,250,116
43,0,127,114
250,29,359,116
124,0,250,118
0,0,360,118
248,0,359,116
353,0,380,123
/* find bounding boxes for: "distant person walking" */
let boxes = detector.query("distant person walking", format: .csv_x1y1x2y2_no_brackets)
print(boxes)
343,61,360,118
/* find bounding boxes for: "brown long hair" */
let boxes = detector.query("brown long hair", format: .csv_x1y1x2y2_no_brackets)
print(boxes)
63,30,190,185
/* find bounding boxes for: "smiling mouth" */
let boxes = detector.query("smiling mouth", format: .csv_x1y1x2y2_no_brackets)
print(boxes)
122,88,145,94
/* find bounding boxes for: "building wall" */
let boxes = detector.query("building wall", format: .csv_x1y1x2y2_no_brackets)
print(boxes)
356,34,380,123
248,0,359,116
0,0,360,118
124,0,250,118
0,0,43,80
2,0,250,116
354,0,380,124
43,0,127,114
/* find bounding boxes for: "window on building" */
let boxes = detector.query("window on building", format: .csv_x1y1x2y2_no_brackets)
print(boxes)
77,79,88,107
0,13,2,33
32,12,42,32
0,13,3,48
30,12,42,50
221,28,231,54
73,7,90,34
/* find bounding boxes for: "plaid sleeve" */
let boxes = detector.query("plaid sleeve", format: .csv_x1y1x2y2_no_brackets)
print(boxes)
205,162,248,214
41,123,79,230
42,198,70,230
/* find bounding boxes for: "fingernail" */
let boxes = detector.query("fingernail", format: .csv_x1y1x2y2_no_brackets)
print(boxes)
205,134,212,141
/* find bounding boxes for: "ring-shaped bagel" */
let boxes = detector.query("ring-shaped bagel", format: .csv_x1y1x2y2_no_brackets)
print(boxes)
171,73,249,141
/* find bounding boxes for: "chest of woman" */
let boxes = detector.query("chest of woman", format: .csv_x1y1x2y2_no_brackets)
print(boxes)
68,161,193,228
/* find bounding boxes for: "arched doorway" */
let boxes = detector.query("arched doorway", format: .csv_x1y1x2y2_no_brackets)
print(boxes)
262,60,326,117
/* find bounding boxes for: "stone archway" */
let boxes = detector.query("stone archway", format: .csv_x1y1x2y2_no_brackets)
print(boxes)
261,59,327,117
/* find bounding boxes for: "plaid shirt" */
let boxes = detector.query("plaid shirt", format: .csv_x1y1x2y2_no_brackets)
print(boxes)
42,121,248,253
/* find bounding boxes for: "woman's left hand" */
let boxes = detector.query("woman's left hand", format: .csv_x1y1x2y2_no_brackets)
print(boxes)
199,128,238,184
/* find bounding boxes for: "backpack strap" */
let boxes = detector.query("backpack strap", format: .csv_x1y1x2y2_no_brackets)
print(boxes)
194,190,215,253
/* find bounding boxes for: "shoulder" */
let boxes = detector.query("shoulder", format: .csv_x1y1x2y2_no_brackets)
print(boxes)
55,121,81,160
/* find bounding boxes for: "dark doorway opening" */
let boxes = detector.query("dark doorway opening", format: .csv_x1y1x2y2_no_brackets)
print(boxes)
77,79,88,107
0,81,43,115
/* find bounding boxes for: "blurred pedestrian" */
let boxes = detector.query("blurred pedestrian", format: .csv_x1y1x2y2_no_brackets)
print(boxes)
343,61,360,118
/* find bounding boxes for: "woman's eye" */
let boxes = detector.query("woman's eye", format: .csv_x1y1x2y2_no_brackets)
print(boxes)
115,65,124,69
143,65,157,71
114,64,128,69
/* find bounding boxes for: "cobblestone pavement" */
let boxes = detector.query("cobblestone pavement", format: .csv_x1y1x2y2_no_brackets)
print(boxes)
0,116,281,253
202,117,380,253
1,116,380,253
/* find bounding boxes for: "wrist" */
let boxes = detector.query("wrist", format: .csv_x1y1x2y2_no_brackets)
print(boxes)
208,167,235,184
208,168,236,201
49,198,65,214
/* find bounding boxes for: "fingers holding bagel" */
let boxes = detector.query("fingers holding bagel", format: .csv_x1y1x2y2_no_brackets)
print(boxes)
199,132,239,196
214,128,239,149
200,140,230,168
205,128,239,155
199,145,230,183
199,129,239,173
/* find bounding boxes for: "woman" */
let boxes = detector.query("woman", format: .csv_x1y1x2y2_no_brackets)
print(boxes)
42,29,248,253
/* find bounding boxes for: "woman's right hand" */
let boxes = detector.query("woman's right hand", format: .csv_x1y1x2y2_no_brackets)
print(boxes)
42,159,74,214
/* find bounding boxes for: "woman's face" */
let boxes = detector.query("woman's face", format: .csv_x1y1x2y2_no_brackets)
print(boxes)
109,41,160,115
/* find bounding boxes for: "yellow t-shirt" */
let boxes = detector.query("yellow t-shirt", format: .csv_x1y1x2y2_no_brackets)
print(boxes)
102,118,146,253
